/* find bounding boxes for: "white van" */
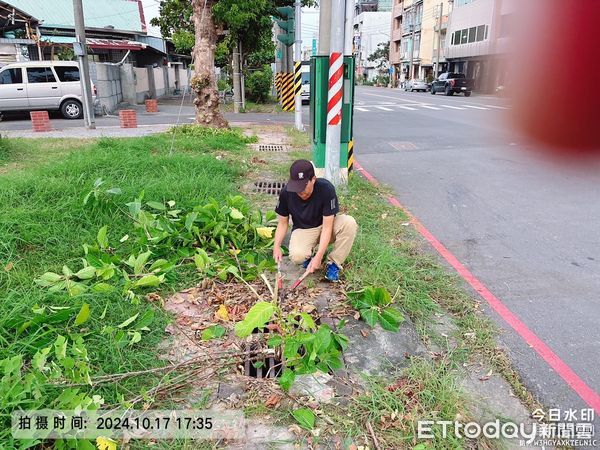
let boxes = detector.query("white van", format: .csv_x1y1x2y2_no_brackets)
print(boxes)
0,61,97,119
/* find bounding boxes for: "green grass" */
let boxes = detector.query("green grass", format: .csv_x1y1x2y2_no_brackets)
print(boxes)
220,99,284,114
0,127,253,446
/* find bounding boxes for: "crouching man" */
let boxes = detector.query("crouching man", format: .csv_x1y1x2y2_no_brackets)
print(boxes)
272,159,358,282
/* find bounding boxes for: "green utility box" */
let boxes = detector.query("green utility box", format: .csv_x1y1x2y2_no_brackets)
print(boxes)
310,55,355,170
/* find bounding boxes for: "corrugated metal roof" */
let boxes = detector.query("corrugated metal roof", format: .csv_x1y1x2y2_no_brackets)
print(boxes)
6,0,144,33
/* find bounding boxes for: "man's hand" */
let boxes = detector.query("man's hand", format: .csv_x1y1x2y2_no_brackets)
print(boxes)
273,246,283,263
307,253,323,273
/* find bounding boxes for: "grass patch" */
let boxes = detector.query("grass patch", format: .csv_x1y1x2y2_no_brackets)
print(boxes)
220,99,284,114
0,127,253,445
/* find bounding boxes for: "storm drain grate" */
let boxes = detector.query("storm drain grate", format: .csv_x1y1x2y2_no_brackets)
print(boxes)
253,181,285,196
257,144,285,152
242,327,282,379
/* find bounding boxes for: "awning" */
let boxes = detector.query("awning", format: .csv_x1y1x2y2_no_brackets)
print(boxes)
40,36,147,51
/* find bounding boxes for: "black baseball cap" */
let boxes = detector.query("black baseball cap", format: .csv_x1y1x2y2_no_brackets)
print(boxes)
287,159,315,193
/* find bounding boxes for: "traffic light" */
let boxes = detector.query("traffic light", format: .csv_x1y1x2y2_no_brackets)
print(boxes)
276,6,294,46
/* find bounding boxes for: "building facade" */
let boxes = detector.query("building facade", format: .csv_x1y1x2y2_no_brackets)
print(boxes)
354,11,392,81
444,0,515,92
390,0,451,86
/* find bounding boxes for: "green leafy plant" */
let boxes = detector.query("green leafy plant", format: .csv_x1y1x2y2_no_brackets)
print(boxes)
245,65,273,104
234,301,348,391
347,287,405,332
83,178,122,206
291,408,315,430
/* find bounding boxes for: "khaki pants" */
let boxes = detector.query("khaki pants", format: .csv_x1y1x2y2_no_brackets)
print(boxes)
288,214,358,269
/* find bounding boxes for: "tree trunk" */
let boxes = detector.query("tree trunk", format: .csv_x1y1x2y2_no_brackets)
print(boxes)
191,0,228,128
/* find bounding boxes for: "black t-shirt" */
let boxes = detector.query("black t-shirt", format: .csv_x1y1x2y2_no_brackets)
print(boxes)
275,178,339,230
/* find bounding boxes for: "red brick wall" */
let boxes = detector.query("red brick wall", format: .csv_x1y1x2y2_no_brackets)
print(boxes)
145,99,158,113
119,110,137,128
30,111,51,132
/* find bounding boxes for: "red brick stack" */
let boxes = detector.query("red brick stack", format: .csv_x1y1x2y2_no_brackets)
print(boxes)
30,111,51,132
145,99,158,113
119,110,137,128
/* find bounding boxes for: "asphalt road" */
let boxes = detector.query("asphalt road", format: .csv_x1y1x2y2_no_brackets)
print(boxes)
352,85,600,421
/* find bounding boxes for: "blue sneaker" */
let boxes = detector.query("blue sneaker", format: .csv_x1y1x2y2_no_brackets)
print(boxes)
325,262,340,282
301,257,312,269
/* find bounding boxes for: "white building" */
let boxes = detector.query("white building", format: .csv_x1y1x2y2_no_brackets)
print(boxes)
353,11,391,81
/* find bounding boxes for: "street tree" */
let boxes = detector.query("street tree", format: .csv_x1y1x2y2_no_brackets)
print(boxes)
154,0,314,127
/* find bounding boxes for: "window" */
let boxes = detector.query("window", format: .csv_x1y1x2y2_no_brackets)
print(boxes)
468,27,476,43
0,68,23,84
485,25,488,39
453,30,460,45
27,67,57,83
54,66,80,82
476,25,485,41
460,29,468,44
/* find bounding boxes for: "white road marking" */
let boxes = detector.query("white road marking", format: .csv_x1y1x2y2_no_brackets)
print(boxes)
376,106,394,111
355,107,369,112
420,105,442,110
441,104,465,110
483,104,509,110
395,105,417,110
460,105,488,110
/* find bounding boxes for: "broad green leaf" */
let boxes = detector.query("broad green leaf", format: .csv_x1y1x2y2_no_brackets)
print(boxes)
62,265,73,278
99,303,108,320
373,287,392,306
185,212,198,231
126,199,142,217
267,335,283,348
133,251,152,275
201,324,226,340
117,313,139,329
133,274,161,288
379,307,404,332
252,361,265,369
234,301,276,338
299,313,316,331
32,347,51,371
75,266,96,280
97,225,109,249
333,332,349,351
129,331,142,345
92,282,115,293
35,272,63,286
279,368,296,391
135,309,155,329
291,408,315,430
360,308,378,327
106,187,122,195
93,178,104,188
119,234,129,243
66,280,87,297
147,201,166,211
266,210,276,221
74,303,91,326
230,207,244,220
54,335,67,360
313,325,332,353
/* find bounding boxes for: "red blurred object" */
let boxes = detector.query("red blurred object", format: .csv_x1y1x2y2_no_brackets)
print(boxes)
510,0,600,155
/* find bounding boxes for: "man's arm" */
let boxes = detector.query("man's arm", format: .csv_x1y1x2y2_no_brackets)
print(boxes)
307,215,334,273
272,214,289,263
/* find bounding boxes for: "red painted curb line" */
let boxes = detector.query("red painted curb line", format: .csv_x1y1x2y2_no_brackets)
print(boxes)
355,160,600,414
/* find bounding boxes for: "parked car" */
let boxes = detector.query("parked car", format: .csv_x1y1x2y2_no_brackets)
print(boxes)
404,79,428,92
0,61,97,119
430,72,474,96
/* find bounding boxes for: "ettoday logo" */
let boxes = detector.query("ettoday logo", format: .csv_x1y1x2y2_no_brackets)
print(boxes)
418,420,538,445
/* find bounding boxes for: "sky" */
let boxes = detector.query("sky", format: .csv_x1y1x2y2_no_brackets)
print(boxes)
140,1,321,47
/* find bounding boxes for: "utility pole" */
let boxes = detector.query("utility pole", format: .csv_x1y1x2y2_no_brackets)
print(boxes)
233,40,242,113
408,5,416,82
73,0,95,129
324,0,345,186
240,40,245,110
294,0,303,131
318,0,331,55
435,2,443,78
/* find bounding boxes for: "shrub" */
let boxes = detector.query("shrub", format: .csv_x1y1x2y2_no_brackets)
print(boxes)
245,66,273,104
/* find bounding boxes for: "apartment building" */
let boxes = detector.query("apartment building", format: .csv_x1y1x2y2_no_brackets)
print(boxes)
445,0,516,92
390,0,451,86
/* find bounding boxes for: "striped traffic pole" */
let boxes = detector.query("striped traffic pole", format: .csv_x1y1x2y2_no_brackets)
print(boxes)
324,0,346,186
294,60,303,130
347,139,354,173
281,72,295,111
276,73,282,103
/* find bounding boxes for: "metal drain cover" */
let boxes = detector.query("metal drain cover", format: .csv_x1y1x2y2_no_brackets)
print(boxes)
257,144,285,152
253,181,285,196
